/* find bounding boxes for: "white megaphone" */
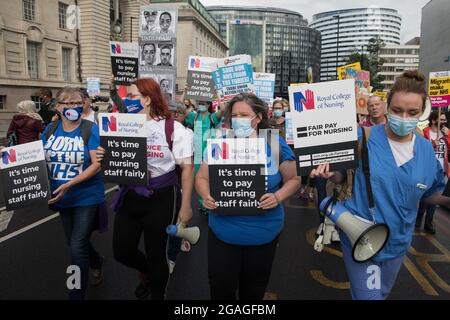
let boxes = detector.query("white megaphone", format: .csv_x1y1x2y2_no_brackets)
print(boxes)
166,224,200,245
320,197,389,262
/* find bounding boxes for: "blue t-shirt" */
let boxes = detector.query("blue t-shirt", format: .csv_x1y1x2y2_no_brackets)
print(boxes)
208,137,295,245
41,122,105,208
342,125,445,261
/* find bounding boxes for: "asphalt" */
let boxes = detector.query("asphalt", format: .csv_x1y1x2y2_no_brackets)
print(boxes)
0,184,449,300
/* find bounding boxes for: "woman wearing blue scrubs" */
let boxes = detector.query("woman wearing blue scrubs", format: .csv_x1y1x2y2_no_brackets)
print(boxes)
195,93,301,299
311,70,450,300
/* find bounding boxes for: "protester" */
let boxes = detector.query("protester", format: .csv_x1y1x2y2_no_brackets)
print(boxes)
269,99,286,138
183,99,196,113
310,70,450,300
97,78,194,300
360,95,387,127
195,93,300,300
40,86,105,300
416,110,450,234
79,89,98,124
7,100,43,145
38,88,56,127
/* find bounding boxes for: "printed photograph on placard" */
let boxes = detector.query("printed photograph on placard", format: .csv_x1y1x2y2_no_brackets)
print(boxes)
139,7,178,39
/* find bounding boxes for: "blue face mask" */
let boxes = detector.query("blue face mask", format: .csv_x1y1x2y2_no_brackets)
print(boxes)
62,106,83,122
273,109,283,118
124,98,144,114
388,114,419,137
283,107,289,113
197,105,208,113
232,116,256,138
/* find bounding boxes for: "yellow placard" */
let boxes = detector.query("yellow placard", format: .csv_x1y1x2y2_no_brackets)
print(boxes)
428,71,450,107
373,91,388,102
290,83,308,87
337,62,361,80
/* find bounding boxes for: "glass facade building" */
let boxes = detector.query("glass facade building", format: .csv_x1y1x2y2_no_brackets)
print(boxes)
207,6,322,98
310,7,402,81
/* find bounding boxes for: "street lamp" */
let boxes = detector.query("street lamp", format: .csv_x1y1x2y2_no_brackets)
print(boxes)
333,15,340,79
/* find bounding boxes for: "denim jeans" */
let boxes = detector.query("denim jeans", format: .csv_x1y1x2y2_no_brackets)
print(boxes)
59,204,102,300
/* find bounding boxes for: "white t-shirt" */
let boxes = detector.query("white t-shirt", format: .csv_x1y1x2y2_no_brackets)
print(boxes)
146,119,193,178
83,110,97,124
388,134,416,167
429,130,446,170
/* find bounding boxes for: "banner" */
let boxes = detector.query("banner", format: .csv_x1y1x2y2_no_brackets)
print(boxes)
207,138,267,215
337,62,361,80
0,141,50,211
86,78,100,97
254,73,275,104
429,71,450,107
110,41,139,85
99,113,148,185
288,79,358,175
217,55,254,99
185,56,217,101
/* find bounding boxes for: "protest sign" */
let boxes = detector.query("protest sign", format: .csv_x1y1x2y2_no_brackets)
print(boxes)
337,62,361,80
288,79,358,175
185,56,217,101
429,71,450,107
110,41,139,85
139,6,178,40
284,112,294,145
0,141,50,211
217,55,254,99
254,73,275,104
372,91,387,102
345,69,370,115
207,138,267,215
99,113,147,185
86,78,100,97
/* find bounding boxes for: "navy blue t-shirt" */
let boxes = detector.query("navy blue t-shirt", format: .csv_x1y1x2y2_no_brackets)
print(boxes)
42,122,104,208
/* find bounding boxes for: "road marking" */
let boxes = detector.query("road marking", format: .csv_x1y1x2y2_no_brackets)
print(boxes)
0,186,118,244
0,210,14,232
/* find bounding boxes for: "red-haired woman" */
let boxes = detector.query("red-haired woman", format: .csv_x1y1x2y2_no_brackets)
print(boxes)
98,78,194,300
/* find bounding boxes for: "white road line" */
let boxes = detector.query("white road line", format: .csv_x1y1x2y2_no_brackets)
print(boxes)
0,185,118,244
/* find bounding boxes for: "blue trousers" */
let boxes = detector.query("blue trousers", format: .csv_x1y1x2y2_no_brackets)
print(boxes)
59,205,102,300
341,233,404,300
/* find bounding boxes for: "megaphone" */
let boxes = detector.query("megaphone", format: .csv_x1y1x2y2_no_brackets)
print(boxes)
419,97,432,122
166,224,200,245
320,197,389,262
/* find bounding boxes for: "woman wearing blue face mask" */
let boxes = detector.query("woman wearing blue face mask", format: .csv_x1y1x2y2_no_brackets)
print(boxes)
310,70,450,300
41,87,105,300
195,93,301,299
269,100,286,139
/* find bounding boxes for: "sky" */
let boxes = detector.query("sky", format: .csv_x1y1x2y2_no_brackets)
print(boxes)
201,0,431,43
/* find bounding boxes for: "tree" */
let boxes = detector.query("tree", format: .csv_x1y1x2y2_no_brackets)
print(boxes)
345,36,386,91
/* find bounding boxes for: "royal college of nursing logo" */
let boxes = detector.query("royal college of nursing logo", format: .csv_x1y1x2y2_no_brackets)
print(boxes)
190,57,201,69
293,89,315,112
2,149,17,165
102,116,117,132
111,43,122,54
211,142,229,160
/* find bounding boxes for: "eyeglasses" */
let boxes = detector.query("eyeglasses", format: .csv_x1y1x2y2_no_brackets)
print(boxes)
58,101,83,107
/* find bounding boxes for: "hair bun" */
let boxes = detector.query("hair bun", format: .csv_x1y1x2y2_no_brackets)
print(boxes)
402,70,425,82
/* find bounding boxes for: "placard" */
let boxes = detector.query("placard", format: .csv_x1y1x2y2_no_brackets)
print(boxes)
110,41,139,85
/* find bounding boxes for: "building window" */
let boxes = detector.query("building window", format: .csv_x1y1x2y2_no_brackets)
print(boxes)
62,48,71,81
31,96,42,110
59,2,68,29
27,41,39,79
0,96,6,110
23,0,36,21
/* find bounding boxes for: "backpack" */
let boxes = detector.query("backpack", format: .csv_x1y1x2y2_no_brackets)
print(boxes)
7,129,18,147
45,119,95,146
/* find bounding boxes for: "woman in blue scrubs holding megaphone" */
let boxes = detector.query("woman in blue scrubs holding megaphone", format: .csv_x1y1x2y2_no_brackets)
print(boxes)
311,70,450,300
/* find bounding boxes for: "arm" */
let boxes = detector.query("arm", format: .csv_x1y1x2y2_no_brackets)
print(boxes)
422,192,450,208
177,157,194,224
6,118,15,137
49,149,101,204
259,160,301,209
178,84,188,103
195,161,217,210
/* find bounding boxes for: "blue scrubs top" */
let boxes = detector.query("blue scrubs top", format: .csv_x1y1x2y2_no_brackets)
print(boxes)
342,125,445,262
